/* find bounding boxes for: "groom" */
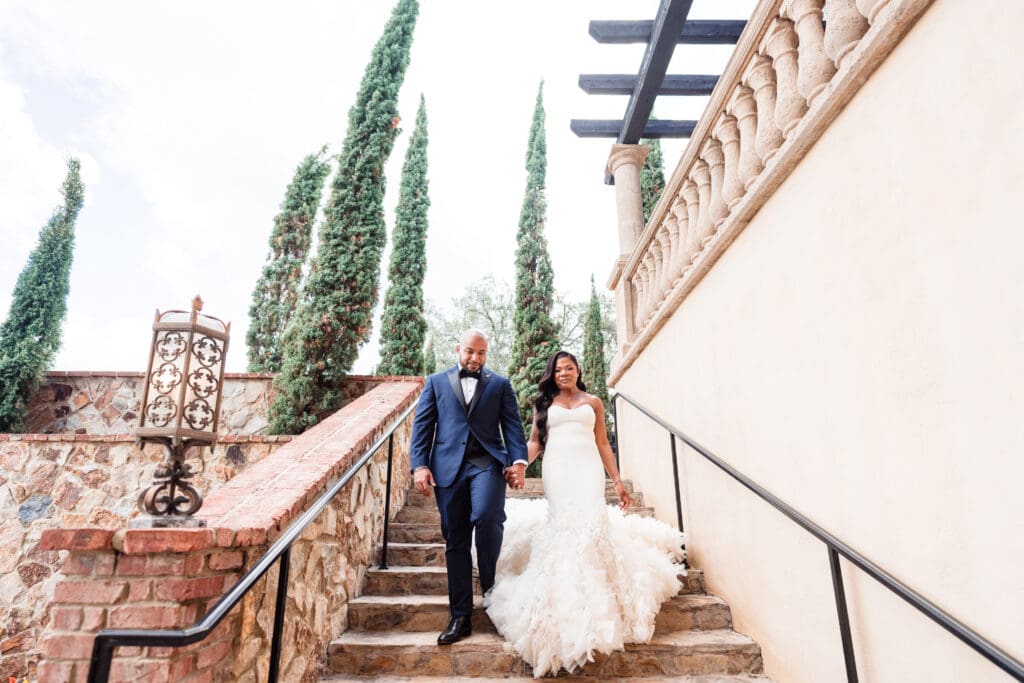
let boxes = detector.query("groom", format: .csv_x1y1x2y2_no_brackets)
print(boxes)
409,329,529,645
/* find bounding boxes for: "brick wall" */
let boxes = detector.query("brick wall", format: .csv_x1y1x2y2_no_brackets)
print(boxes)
34,379,420,683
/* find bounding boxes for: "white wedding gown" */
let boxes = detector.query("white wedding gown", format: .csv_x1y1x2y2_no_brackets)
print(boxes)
484,403,685,677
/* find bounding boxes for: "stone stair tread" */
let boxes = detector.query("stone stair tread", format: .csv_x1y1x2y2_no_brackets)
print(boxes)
332,628,759,652
322,676,771,682
351,592,722,609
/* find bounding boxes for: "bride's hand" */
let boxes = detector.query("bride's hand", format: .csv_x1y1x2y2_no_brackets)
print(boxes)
615,481,631,510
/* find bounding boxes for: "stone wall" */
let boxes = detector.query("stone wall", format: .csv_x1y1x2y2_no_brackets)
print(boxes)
34,379,420,683
0,434,291,679
23,372,401,436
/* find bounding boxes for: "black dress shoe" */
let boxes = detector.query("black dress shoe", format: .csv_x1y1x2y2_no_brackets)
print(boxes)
437,615,472,645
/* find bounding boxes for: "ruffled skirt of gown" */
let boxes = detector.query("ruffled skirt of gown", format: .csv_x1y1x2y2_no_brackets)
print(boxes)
484,404,685,677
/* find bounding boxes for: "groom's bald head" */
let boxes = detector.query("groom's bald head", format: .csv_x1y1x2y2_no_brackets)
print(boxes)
457,329,488,371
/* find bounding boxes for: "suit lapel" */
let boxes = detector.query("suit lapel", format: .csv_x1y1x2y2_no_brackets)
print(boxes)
446,366,468,410
466,370,491,418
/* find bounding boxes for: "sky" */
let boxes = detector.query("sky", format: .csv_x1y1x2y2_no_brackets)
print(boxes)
0,0,754,373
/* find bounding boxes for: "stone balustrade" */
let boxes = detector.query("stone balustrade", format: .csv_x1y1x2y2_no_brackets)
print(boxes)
608,0,933,382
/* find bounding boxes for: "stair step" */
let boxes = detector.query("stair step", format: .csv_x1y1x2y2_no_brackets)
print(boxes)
327,629,762,677
395,505,656,525
323,676,772,682
348,595,495,633
407,490,643,508
389,523,445,544
379,543,446,567
361,567,705,598
347,593,730,634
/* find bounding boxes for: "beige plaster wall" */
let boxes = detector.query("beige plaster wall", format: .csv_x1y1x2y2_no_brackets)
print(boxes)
615,1,1024,681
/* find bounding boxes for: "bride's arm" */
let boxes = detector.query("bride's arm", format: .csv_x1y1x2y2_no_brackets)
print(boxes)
590,397,632,509
526,411,542,464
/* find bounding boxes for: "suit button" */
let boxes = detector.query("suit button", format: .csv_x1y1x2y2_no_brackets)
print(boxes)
461,441,466,445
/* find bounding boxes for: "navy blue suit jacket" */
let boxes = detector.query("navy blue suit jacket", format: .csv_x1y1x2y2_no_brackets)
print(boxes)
409,366,528,488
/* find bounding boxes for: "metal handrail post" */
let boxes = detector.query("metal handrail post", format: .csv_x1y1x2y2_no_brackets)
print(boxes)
829,547,859,683
267,546,292,682
380,434,395,569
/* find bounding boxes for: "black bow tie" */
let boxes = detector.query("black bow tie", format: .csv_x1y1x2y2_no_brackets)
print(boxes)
459,369,481,380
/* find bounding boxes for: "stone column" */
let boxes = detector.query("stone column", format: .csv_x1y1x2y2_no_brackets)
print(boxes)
606,144,652,256
728,84,764,189
715,112,745,210
606,144,650,358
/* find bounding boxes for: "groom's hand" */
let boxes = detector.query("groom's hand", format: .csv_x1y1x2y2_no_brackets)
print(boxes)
505,463,527,490
414,467,436,496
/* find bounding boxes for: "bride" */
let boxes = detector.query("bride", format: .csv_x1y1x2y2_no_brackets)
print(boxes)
485,350,685,677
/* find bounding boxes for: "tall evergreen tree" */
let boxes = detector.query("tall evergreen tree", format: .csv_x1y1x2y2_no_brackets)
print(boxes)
422,335,437,376
0,159,84,431
246,148,331,372
508,83,559,450
269,0,418,434
582,275,612,435
640,137,665,225
378,95,430,376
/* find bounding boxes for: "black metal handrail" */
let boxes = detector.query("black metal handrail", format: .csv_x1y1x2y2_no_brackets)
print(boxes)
86,401,416,683
610,390,1024,683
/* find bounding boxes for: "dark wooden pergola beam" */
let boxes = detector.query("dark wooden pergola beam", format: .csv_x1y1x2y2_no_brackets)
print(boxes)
589,19,746,44
618,0,695,145
579,74,719,96
570,119,697,139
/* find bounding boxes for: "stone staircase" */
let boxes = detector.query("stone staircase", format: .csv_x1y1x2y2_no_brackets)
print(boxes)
322,480,770,681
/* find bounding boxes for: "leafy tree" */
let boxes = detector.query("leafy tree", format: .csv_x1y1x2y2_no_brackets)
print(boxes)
269,0,419,434
640,137,665,225
378,95,430,376
509,82,559,449
246,148,331,372
582,275,612,434
0,159,84,432
425,275,516,373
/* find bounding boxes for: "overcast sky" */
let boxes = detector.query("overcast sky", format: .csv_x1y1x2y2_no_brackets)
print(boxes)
0,0,753,373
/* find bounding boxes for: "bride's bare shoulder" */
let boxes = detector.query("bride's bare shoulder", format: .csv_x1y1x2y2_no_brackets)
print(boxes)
583,393,603,411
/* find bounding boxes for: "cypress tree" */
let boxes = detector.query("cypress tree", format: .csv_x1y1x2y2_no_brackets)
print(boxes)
378,95,430,376
0,159,84,432
582,275,612,435
422,335,437,376
640,137,665,225
508,83,559,453
246,148,331,372
269,0,418,434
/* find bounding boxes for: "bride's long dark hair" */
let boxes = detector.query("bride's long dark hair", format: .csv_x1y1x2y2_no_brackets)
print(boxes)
533,350,587,453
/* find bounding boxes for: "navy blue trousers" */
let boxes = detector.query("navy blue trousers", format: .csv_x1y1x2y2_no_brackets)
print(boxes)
434,458,507,617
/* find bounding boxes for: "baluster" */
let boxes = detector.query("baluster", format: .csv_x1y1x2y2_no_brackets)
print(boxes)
648,240,663,311
701,139,728,237
744,54,785,165
824,0,869,68
670,198,688,277
762,18,807,137
690,160,713,252
783,0,837,105
728,84,763,190
855,0,890,24
629,272,643,332
656,224,673,293
715,112,744,210
638,257,653,322
682,179,702,263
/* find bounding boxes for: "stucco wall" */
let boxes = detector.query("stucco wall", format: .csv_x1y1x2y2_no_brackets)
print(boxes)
615,1,1024,681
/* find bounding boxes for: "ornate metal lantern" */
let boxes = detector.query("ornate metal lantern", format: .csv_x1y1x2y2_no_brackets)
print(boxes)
135,295,230,524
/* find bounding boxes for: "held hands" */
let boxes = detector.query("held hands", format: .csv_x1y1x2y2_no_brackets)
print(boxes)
505,463,527,490
414,467,436,496
614,480,632,510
